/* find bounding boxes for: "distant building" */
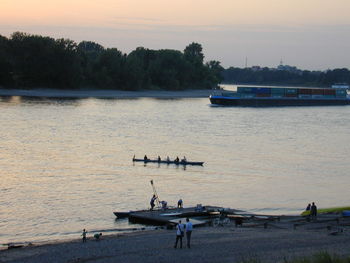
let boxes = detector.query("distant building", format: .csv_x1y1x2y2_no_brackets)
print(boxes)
277,64,302,75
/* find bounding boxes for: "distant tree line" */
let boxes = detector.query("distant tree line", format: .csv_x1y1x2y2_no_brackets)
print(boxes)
1,32,349,90
222,66,350,87
0,32,223,90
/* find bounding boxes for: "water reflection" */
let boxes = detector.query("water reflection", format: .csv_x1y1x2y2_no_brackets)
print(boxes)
0,95,82,106
20,96,82,106
0,95,14,103
0,95,21,104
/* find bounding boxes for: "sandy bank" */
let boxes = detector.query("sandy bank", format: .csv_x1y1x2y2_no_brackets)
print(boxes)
2,218,350,263
0,88,213,99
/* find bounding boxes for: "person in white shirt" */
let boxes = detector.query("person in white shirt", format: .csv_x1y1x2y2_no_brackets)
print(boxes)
174,220,185,248
185,218,193,248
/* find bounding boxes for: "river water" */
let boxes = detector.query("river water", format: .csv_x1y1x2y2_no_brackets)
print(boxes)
1,93,350,244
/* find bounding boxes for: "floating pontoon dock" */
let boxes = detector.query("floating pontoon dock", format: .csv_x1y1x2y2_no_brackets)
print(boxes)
114,205,243,226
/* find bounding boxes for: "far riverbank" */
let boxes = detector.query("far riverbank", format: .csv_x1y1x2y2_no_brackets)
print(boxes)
0,88,213,99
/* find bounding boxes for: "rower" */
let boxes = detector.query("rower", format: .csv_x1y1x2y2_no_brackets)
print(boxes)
166,156,170,162
144,155,148,161
175,156,179,163
157,156,161,162
181,156,187,162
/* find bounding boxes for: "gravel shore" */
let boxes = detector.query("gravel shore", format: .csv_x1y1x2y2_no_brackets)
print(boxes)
2,220,350,263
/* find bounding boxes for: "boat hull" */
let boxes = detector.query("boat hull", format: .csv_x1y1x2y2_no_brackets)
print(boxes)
210,96,350,107
113,211,131,218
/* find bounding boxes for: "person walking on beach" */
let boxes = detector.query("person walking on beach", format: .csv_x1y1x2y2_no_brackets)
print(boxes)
311,202,317,220
174,220,184,249
82,229,87,243
185,218,193,248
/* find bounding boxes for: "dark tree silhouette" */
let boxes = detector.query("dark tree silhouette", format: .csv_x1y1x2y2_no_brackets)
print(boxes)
1,32,348,90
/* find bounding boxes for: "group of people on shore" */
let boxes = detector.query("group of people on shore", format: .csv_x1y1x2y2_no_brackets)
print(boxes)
306,202,317,220
174,218,193,249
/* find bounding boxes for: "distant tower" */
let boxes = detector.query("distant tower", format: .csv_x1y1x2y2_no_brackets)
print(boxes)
279,58,283,66
245,56,248,68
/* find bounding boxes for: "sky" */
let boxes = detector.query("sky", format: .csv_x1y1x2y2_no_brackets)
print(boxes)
1,0,350,70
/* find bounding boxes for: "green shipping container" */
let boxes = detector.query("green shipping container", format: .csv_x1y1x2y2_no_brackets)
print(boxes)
271,88,285,94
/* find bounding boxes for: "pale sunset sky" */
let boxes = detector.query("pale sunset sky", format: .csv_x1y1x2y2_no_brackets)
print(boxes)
1,0,350,70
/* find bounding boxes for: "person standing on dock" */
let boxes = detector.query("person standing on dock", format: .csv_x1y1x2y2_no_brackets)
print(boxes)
82,229,87,243
174,220,185,249
150,194,156,210
177,199,183,208
185,218,193,248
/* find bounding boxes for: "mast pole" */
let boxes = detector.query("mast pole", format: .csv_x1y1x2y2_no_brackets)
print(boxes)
150,180,160,207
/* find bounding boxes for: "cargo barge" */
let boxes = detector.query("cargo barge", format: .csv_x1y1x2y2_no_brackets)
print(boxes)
209,86,350,107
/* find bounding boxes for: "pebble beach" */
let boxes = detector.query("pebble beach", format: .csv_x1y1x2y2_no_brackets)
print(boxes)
2,215,350,263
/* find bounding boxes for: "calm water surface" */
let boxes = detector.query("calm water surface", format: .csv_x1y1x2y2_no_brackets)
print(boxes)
1,94,350,243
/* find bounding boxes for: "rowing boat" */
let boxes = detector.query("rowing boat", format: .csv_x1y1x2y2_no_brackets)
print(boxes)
132,158,204,166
